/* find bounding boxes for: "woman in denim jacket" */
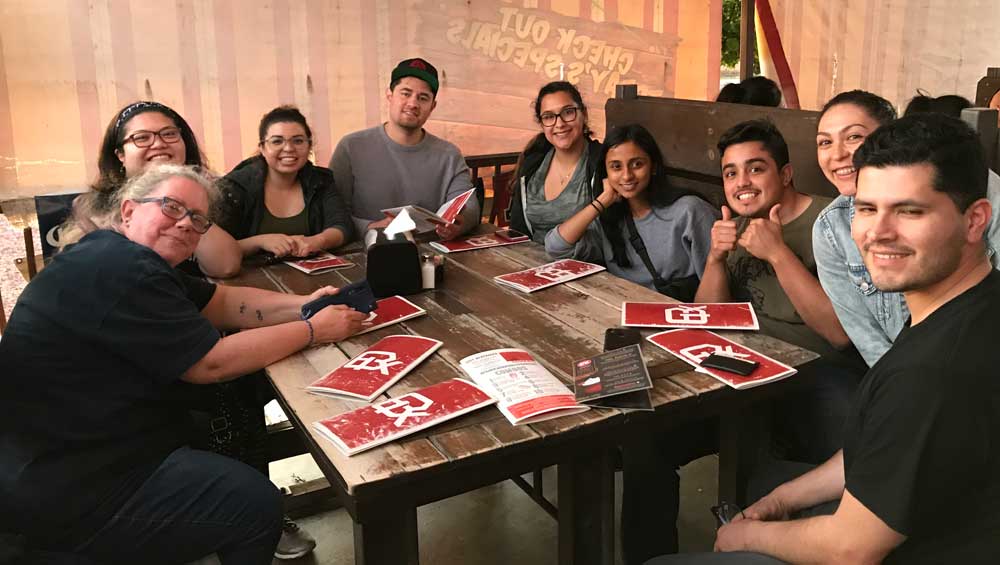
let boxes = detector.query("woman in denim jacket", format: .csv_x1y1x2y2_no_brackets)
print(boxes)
812,90,1000,366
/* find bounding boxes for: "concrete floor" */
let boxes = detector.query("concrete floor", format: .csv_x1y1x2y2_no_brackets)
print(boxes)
268,449,719,565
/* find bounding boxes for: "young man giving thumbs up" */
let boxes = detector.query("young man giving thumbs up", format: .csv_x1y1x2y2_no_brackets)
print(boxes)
696,119,865,458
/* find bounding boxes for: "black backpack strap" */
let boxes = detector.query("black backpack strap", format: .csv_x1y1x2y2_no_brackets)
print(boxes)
624,215,700,302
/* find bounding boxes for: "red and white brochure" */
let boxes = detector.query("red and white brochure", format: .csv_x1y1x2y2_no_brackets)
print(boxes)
436,187,477,223
284,252,353,274
380,188,476,233
313,378,495,456
646,329,797,390
306,335,443,401
493,259,605,293
429,231,529,254
622,302,759,330
355,295,426,336
460,348,589,425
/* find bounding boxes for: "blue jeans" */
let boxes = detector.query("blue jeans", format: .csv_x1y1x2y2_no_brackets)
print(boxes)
74,447,282,565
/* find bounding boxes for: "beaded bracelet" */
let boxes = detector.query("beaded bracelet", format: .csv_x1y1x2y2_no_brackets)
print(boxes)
303,318,315,347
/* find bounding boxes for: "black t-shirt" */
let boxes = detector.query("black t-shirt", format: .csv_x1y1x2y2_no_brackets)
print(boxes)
0,230,220,547
843,270,1000,563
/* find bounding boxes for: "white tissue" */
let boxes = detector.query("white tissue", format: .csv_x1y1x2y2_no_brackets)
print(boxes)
384,207,417,239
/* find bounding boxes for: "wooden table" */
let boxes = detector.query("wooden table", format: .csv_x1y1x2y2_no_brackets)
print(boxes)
223,233,816,565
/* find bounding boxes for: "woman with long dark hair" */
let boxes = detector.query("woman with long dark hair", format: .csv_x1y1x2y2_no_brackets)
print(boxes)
545,124,717,300
64,101,242,277
507,81,603,242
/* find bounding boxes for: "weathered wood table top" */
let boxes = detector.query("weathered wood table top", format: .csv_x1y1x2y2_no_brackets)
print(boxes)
222,228,817,564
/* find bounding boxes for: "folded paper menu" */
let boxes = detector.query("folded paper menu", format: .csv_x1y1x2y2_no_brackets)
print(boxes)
381,188,477,233
306,335,442,401
460,348,589,425
646,329,797,390
429,230,530,253
355,295,426,336
284,252,353,274
313,378,495,456
622,302,759,330
494,259,605,293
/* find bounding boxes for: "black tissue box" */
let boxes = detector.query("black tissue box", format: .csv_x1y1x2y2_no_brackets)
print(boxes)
364,229,422,298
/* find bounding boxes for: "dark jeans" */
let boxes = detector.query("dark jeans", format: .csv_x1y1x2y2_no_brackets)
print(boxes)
643,460,838,565
622,358,858,565
74,447,283,565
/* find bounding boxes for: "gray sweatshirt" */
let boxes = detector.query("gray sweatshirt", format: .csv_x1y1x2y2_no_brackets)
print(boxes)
545,195,719,292
329,125,480,236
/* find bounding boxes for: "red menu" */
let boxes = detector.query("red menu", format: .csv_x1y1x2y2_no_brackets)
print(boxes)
622,302,759,330
429,231,530,254
306,335,442,401
355,296,426,336
284,252,353,274
460,349,589,424
437,187,477,223
313,378,495,456
493,259,605,293
646,329,797,390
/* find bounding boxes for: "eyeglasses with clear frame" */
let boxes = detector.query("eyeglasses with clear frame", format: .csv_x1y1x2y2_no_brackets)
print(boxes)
262,136,311,150
132,196,212,234
539,106,579,127
122,127,183,148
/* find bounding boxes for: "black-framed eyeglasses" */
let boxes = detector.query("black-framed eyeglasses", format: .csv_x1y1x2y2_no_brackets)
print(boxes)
540,106,579,127
132,196,212,234
262,135,311,150
122,126,182,148
710,501,745,529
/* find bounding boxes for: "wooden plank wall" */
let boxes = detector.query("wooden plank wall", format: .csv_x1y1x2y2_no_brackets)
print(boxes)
769,0,1000,112
0,0,720,199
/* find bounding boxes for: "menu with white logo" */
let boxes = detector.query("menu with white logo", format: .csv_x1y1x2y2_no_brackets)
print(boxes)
306,335,442,401
493,259,605,293
313,378,495,456
355,296,426,336
460,348,589,425
622,302,759,330
646,329,797,390
429,231,530,253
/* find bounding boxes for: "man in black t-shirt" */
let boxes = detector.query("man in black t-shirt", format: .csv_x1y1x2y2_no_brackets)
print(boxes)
649,115,1000,564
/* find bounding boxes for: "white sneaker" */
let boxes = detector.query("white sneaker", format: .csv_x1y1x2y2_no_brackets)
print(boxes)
274,516,316,560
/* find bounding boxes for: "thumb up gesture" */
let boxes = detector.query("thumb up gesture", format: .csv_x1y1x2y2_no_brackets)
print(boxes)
708,205,738,263
738,204,785,263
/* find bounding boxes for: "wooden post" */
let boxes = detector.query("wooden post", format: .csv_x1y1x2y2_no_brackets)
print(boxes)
23,227,37,280
739,0,756,80
557,448,615,565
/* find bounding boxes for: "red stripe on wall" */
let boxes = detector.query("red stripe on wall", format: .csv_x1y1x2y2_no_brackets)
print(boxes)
108,0,138,106
859,0,877,91
212,0,243,171
643,0,654,31
579,0,591,20
67,0,101,183
361,0,380,126
756,0,799,108
707,0,722,100
388,2,407,67
305,1,332,165
273,0,294,103
0,21,17,190
537,0,552,11
604,0,618,22
175,0,206,148
664,0,679,96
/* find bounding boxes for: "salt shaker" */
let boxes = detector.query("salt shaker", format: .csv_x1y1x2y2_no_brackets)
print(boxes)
421,253,436,289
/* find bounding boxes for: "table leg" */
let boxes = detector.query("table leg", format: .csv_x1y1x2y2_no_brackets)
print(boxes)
718,404,770,507
353,506,419,565
557,448,615,565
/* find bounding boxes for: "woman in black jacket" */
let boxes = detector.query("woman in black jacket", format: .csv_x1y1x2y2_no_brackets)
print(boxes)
507,81,602,243
222,106,353,257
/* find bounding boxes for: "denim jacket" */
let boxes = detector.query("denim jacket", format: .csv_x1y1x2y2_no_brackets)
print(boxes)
813,170,1000,367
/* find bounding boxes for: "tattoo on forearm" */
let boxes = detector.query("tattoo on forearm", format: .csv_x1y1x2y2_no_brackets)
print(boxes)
256,310,263,322
239,302,246,315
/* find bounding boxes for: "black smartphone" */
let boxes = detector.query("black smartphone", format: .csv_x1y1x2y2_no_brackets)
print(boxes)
700,353,759,376
604,327,642,352
495,228,528,241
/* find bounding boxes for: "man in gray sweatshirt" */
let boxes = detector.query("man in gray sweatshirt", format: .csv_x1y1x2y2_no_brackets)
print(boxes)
328,57,479,240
